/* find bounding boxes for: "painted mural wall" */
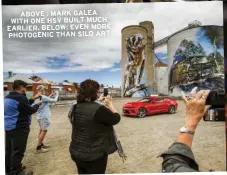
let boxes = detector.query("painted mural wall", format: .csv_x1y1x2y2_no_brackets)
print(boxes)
168,26,224,96
123,33,150,97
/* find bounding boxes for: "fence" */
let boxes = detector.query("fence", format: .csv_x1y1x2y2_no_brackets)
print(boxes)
58,90,77,101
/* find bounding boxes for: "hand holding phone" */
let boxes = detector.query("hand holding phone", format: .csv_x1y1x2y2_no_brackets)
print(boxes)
104,87,108,97
98,93,105,101
103,95,112,107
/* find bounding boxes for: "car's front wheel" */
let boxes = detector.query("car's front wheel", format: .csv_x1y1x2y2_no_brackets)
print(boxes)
168,106,175,114
137,108,147,118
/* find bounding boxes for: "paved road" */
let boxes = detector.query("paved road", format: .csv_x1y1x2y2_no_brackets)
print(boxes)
23,98,225,174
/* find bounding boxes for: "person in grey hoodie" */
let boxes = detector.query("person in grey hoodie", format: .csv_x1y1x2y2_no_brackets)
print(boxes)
35,85,59,154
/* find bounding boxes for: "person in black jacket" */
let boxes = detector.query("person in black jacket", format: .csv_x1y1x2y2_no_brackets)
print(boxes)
68,79,121,174
160,87,211,172
4,80,43,175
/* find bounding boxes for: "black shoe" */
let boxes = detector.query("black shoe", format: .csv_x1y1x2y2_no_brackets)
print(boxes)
18,170,33,175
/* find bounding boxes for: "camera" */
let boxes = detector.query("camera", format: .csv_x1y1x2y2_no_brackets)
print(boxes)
203,90,225,122
203,108,225,122
205,90,224,106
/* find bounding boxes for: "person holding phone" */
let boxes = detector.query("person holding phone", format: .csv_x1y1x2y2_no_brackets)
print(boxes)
160,87,211,172
5,80,43,175
35,85,59,154
68,79,121,174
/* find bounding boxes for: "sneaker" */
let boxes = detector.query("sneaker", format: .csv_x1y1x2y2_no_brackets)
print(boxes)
41,143,51,149
35,148,49,154
18,170,33,175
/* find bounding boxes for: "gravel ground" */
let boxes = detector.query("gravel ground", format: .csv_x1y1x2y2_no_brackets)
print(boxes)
23,98,226,174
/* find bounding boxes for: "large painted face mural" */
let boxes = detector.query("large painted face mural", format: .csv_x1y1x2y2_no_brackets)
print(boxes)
168,26,224,95
123,33,149,97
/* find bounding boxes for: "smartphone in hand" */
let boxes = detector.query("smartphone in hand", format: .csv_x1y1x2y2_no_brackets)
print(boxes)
203,106,225,122
104,87,108,97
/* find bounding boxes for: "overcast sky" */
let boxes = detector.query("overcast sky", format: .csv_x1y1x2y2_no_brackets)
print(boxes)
2,1,223,85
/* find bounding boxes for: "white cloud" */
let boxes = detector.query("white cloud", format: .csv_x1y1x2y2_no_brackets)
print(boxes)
109,68,121,72
2,2,223,73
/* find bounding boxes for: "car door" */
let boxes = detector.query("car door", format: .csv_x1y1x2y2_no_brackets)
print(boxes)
145,99,156,115
151,98,166,114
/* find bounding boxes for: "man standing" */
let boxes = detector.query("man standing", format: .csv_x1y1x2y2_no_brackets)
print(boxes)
5,80,42,175
35,85,59,153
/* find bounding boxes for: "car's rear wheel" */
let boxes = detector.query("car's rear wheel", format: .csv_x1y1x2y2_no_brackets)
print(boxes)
137,108,147,118
168,106,175,114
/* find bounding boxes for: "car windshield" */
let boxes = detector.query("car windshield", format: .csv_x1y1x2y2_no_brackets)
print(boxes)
139,98,150,103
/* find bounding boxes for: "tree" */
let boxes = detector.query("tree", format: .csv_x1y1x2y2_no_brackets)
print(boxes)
30,75,40,81
63,80,69,83
202,27,223,71
203,27,223,49
100,84,104,88
73,82,79,90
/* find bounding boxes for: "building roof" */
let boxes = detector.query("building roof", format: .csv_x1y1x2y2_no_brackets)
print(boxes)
50,81,58,85
51,85,62,88
62,82,73,86
4,74,35,84
155,61,168,67
34,78,51,84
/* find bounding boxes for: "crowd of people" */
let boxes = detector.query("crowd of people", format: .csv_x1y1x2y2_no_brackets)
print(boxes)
4,78,218,175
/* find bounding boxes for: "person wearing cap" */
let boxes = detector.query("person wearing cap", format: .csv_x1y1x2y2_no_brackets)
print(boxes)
35,85,59,153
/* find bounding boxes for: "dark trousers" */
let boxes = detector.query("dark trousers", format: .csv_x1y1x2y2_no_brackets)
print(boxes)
5,126,30,175
71,154,108,174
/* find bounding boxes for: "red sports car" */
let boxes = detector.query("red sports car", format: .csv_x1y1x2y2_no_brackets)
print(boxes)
122,96,178,118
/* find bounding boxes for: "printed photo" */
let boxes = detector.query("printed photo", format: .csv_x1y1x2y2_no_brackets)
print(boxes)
2,1,225,174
